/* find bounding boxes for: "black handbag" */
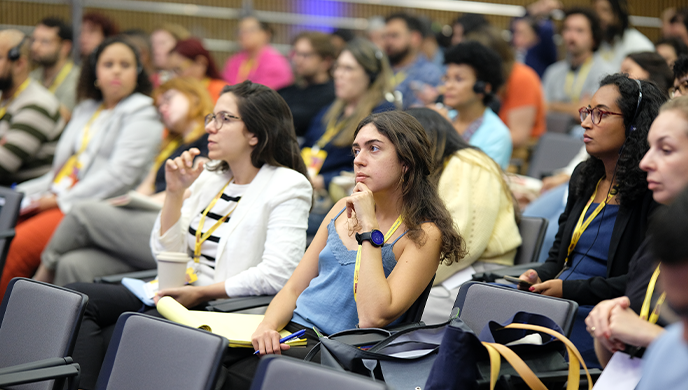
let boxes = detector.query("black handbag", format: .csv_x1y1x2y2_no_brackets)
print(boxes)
304,322,452,390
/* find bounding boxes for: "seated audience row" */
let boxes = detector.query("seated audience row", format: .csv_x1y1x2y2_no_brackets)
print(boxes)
0,37,163,296
34,77,212,285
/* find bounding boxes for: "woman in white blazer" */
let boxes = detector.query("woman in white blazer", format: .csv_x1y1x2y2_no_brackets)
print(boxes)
67,80,313,390
0,37,162,297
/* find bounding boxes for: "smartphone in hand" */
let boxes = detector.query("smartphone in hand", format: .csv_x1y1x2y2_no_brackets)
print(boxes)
503,275,535,292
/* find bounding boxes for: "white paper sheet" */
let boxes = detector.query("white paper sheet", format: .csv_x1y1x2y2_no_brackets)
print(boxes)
592,352,643,390
441,266,476,291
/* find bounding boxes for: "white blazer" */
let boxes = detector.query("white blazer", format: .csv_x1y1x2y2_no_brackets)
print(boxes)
150,164,313,297
18,93,163,213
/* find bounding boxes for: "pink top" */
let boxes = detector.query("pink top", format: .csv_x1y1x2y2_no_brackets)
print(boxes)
222,45,294,90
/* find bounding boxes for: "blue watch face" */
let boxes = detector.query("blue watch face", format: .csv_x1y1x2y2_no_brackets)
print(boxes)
371,230,385,246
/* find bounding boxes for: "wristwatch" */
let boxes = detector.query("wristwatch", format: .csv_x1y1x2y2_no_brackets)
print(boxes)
355,229,385,247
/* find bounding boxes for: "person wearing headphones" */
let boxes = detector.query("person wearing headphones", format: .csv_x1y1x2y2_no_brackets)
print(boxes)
519,74,666,367
0,36,163,298
0,30,64,186
431,40,512,169
301,37,396,235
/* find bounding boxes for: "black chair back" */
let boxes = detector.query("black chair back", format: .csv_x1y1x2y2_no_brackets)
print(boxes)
452,281,578,337
514,217,549,265
250,355,389,390
0,187,23,280
96,312,227,390
0,278,88,390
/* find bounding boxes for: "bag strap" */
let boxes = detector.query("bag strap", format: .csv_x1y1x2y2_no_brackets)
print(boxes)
505,323,592,390
482,342,548,390
303,342,322,362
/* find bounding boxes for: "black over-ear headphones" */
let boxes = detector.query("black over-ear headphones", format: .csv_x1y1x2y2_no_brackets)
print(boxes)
473,80,487,95
627,78,643,136
8,35,29,62
619,79,644,155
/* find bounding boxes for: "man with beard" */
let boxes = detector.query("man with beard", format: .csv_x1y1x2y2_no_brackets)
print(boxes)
384,12,442,109
542,8,614,120
278,31,336,138
593,0,654,71
30,17,80,122
0,30,64,186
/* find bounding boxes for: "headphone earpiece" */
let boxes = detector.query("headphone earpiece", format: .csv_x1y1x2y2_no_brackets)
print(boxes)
473,80,487,95
627,79,643,137
7,35,28,62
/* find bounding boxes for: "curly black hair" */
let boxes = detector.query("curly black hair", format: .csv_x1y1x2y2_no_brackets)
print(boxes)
674,55,688,81
574,73,667,206
443,41,503,105
76,36,153,102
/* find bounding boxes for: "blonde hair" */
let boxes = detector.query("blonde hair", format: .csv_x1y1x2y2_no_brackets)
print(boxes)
660,95,688,124
152,77,213,144
153,23,190,41
325,37,395,147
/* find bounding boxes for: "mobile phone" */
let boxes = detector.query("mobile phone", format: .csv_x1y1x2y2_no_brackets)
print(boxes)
503,275,534,291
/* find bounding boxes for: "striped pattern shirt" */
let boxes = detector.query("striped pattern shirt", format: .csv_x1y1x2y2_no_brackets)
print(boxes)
186,181,248,270
0,80,64,185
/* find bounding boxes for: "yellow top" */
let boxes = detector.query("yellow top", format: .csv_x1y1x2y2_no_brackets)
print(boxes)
434,149,521,284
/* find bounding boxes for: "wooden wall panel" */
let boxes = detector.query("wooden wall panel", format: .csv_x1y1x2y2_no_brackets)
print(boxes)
1,0,677,70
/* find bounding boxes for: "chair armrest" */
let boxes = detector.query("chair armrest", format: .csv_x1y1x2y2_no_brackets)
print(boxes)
472,264,536,283
0,357,73,375
0,363,80,389
0,229,15,240
94,269,157,284
206,295,275,312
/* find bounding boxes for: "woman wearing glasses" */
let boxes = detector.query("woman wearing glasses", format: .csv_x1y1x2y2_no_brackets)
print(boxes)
66,81,313,390
519,73,666,367
34,77,213,285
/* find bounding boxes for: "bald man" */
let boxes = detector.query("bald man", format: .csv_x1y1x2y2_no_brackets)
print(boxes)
0,30,64,185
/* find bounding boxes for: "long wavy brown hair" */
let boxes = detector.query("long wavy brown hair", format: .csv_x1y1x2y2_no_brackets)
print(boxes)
354,111,466,265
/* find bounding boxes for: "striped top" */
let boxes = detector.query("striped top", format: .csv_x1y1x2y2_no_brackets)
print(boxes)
186,181,249,271
0,80,64,185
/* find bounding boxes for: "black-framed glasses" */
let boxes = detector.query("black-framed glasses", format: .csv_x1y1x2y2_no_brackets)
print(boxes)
204,112,242,130
579,107,624,125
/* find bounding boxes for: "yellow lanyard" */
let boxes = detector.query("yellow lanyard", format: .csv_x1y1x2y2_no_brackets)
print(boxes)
48,61,74,93
564,179,615,265
237,57,258,83
391,71,407,87
194,178,240,262
52,105,104,185
0,78,31,119
353,216,403,301
564,57,593,102
315,117,346,150
152,136,182,177
640,265,666,325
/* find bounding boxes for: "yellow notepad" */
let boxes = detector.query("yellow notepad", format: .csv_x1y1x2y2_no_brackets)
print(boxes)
157,296,306,348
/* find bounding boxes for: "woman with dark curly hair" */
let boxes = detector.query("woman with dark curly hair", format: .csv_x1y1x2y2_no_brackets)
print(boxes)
520,73,667,367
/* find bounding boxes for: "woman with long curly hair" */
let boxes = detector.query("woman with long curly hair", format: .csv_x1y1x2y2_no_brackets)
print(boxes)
520,73,666,367
223,110,465,389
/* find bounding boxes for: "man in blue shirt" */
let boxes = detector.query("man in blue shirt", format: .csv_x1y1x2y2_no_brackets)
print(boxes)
636,188,688,389
383,13,442,109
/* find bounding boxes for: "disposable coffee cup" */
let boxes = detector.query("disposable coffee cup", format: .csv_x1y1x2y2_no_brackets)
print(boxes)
157,252,190,290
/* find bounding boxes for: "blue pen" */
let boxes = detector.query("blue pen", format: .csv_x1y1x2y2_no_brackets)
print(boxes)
253,329,306,355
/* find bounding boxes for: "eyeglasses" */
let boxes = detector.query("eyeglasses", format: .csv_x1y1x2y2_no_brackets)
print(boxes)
204,112,242,130
671,78,688,98
578,107,624,125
